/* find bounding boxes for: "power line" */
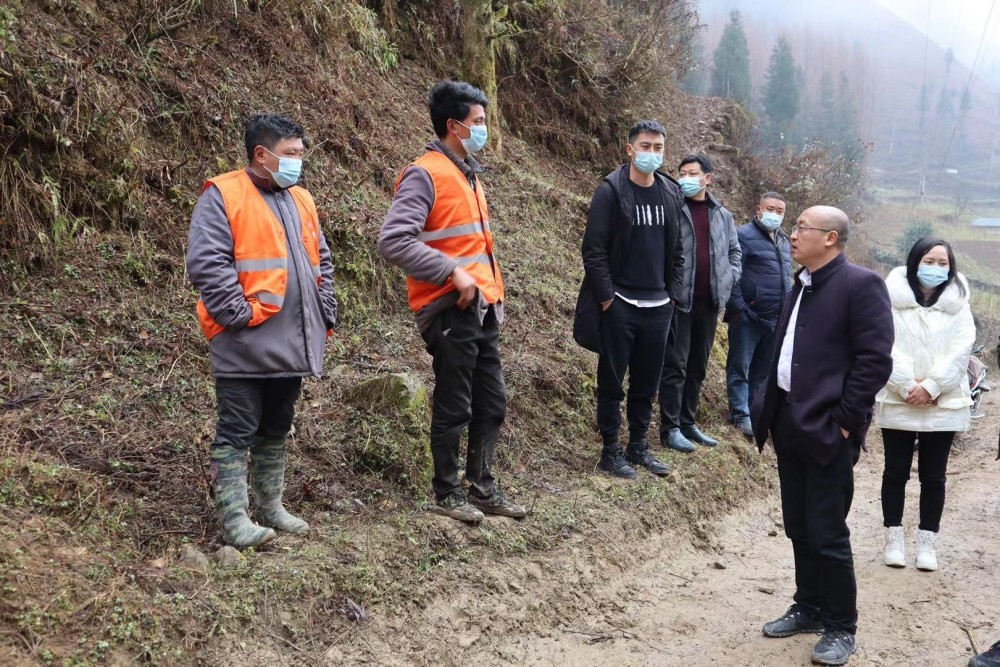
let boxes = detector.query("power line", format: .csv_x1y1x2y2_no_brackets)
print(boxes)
939,0,998,172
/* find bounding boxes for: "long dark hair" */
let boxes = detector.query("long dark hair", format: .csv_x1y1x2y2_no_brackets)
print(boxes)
905,237,964,306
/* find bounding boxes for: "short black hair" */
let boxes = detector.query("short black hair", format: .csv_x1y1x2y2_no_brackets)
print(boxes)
678,154,713,173
428,81,489,139
905,236,965,305
759,191,785,203
244,114,306,161
627,120,666,143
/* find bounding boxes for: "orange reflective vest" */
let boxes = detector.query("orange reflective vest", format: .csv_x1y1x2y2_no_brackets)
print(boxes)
196,170,322,340
397,151,505,312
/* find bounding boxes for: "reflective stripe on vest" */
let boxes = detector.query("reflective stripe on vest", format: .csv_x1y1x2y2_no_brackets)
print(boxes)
195,170,322,340
395,151,505,313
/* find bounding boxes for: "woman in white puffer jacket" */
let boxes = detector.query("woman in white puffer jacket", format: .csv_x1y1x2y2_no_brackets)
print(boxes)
876,237,974,573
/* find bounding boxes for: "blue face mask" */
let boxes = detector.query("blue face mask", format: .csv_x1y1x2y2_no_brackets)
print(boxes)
457,121,488,154
916,264,950,289
632,150,664,175
760,211,784,231
264,148,303,189
678,176,703,198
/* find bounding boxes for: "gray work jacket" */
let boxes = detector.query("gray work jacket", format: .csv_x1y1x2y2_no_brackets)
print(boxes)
675,193,742,312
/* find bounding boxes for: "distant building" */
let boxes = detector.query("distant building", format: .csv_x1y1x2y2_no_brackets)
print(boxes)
971,218,1000,237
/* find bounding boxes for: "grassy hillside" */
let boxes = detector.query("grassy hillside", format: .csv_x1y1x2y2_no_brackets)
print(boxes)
0,1,865,664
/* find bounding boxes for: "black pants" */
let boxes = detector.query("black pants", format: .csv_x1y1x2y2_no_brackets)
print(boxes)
881,428,955,532
659,298,719,434
773,400,860,634
213,377,303,450
421,305,506,501
596,300,673,448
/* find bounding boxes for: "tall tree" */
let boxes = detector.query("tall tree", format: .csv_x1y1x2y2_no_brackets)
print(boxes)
936,86,955,121
460,0,507,153
834,71,859,147
682,32,710,96
710,10,751,106
761,36,801,146
917,82,932,131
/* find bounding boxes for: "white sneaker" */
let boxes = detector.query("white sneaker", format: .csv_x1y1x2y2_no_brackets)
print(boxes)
884,526,906,567
915,529,938,571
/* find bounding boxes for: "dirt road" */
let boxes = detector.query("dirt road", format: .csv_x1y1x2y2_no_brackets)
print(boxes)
481,392,1000,667
344,391,999,667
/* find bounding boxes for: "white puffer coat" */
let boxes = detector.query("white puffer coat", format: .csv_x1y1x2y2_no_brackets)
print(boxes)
876,266,974,432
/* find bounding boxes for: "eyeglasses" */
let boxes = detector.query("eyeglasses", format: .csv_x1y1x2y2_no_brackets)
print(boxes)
793,224,832,234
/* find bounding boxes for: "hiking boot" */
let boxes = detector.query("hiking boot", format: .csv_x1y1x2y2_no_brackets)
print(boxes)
970,639,1000,667
470,488,527,518
915,529,938,571
884,526,905,567
811,630,857,665
762,604,824,638
211,445,277,548
431,492,485,523
251,436,309,535
733,417,754,439
598,447,637,479
662,428,696,453
681,424,719,447
625,440,669,476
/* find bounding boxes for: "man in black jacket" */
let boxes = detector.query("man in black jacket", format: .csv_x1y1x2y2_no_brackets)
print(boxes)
752,206,893,666
579,120,685,479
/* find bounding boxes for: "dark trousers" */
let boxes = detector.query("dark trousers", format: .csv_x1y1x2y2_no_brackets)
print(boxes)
881,428,955,532
725,316,775,422
596,300,673,448
773,400,860,634
659,297,719,434
421,305,506,501
213,377,303,450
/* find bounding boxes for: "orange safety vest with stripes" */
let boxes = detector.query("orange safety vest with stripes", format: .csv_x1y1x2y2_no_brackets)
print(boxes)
196,169,323,340
397,151,505,312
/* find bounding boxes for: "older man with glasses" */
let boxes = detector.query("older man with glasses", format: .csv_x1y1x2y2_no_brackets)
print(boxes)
752,206,894,666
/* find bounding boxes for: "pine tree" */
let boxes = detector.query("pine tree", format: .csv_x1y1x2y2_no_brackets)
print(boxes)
710,10,751,106
761,37,801,147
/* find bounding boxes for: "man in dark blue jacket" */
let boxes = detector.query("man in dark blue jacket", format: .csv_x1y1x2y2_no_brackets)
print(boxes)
578,120,685,479
725,191,792,438
753,206,893,666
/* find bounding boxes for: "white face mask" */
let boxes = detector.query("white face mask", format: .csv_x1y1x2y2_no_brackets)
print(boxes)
760,211,784,231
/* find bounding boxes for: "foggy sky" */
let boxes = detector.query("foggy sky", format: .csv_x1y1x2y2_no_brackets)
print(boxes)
875,0,997,88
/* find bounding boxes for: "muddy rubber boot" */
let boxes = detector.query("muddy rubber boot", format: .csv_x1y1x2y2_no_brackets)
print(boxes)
251,437,309,535
211,445,277,548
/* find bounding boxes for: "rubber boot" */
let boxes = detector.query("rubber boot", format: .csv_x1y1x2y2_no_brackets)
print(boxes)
211,445,276,548
251,437,309,534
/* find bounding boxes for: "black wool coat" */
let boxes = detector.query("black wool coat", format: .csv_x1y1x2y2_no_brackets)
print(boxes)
751,253,894,466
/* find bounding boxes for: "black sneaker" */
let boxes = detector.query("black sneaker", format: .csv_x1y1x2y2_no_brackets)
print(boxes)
762,604,824,638
469,488,527,519
970,640,1000,667
597,449,637,479
625,441,669,476
811,630,857,665
429,492,485,523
